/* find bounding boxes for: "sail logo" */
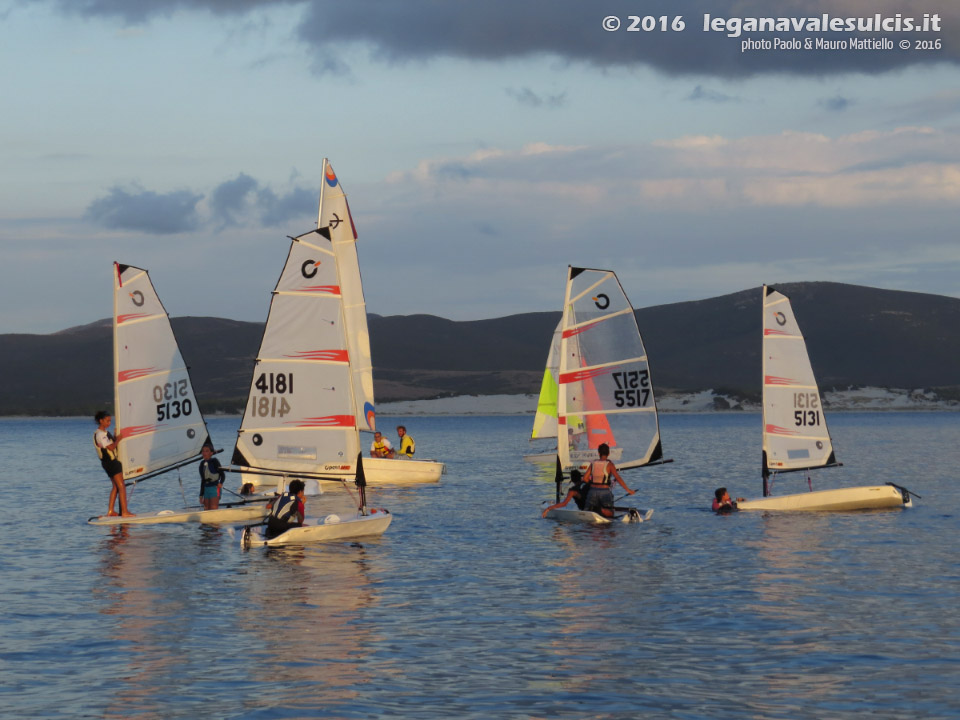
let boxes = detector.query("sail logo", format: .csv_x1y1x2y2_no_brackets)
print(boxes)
130,290,145,307
364,402,376,429
774,311,787,326
301,260,321,278
328,213,343,229
593,294,610,310
325,165,339,187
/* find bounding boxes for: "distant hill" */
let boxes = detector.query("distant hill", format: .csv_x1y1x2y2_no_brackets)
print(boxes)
1,282,958,416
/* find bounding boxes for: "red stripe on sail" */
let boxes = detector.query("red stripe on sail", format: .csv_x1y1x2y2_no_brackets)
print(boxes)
284,350,349,362
562,320,602,339
300,284,341,294
121,424,159,438
765,424,798,436
764,329,793,336
559,367,608,384
765,375,799,386
117,313,151,324
118,367,157,382
288,415,356,428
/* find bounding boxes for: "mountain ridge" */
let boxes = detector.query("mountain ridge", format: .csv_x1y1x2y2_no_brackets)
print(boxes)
1,281,958,416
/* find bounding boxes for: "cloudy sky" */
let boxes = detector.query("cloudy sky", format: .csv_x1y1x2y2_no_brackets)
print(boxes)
2,0,958,333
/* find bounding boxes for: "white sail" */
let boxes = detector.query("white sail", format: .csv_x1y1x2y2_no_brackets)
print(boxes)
322,161,376,433
113,263,208,480
761,285,836,475
232,225,360,478
530,320,562,440
557,267,662,471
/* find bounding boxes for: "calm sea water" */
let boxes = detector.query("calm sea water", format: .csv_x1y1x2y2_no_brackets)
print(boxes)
1,412,958,719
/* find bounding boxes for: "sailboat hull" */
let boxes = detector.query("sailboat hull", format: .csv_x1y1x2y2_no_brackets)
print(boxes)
243,510,392,547
88,503,269,526
240,457,444,493
544,508,654,524
737,485,911,512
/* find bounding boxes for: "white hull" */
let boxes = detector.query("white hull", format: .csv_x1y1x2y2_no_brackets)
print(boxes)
737,485,911,512
522,451,556,464
243,510,392,547
89,503,269,526
240,457,444,494
544,508,654,524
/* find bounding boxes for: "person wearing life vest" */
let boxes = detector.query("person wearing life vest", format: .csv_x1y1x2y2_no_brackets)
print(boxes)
712,487,744,514
396,425,415,458
582,443,633,518
93,410,134,517
265,479,306,539
370,431,395,459
198,444,225,510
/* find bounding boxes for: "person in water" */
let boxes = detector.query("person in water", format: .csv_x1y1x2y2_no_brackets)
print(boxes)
396,425,415,458
712,487,744,513
265,479,306,539
582,443,634,518
541,469,587,517
198,444,225,510
370,431,395,459
93,411,134,517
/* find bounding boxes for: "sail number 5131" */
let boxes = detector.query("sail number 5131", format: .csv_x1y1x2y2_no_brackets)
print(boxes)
251,372,294,418
612,370,650,407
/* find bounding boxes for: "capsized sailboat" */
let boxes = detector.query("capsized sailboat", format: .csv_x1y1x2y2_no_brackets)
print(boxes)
543,266,668,523
736,285,914,512
89,264,269,526
231,159,443,495
240,454,392,547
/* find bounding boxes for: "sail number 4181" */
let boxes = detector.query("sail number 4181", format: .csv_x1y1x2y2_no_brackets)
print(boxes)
251,372,294,418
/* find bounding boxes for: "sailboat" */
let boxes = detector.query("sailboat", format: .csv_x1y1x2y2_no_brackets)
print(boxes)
736,285,913,512
523,319,562,463
232,160,443,496
89,264,269,526
543,266,666,523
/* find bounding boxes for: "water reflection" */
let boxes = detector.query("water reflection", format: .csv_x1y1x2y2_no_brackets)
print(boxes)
236,544,381,715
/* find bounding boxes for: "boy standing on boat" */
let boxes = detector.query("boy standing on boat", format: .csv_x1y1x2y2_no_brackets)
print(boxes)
93,411,134,517
198,444,225,510
582,443,634,518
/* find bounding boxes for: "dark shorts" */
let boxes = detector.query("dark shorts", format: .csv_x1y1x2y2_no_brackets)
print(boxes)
202,485,220,500
101,459,123,478
585,486,614,514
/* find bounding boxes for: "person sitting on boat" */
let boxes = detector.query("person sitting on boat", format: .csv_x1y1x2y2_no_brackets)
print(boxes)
198,444,225,511
93,410,134,518
582,444,633,518
712,487,744,514
541,469,587,517
396,425,415,458
265,479,306,539
370,431,395,459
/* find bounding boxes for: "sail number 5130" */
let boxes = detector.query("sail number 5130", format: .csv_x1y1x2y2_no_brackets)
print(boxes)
612,370,650,407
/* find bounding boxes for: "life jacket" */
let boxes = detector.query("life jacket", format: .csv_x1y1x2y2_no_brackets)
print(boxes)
269,493,301,524
588,459,610,486
94,430,117,463
199,459,223,489
399,435,415,456
372,438,390,455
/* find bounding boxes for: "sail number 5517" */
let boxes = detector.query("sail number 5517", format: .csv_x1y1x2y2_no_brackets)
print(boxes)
612,370,650,407
250,372,294,418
